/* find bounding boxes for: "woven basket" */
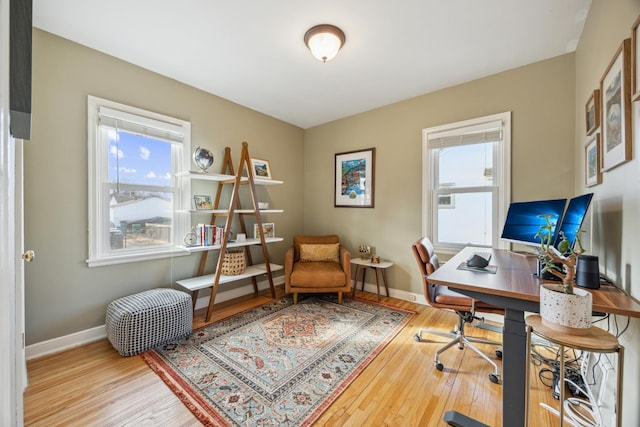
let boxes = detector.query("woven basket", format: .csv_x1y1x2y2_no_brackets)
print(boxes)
221,249,246,275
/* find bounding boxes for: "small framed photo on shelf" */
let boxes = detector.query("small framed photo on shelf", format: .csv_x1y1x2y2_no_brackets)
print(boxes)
251,158,272,179
600,38,632,171
585,89,600,135
253,222,275,239
194,195,213,210
585,133,602,187
334,148,376,208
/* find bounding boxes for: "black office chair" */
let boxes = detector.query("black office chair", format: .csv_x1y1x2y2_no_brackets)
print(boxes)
411,236,503,384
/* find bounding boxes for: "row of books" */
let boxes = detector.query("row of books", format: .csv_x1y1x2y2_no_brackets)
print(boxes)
196,224,224,246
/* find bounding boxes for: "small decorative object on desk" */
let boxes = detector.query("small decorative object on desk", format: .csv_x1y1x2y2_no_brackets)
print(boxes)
371,256,381,264
192,146,214,173
535,214,592,333
358,245,371,260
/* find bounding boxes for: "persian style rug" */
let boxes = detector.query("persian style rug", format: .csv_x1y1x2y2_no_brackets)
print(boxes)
141,295,414,426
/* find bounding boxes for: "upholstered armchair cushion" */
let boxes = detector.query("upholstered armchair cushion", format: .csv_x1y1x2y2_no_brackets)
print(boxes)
299,243,340,262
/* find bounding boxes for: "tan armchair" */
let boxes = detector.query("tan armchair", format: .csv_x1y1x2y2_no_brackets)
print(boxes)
285,235,351,304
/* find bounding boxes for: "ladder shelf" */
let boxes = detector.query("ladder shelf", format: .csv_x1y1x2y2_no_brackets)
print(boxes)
175,142,283,321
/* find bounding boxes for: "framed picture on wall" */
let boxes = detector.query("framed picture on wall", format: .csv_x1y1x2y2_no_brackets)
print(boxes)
585,133,602,187
585,89,600,135
334,148,376,208
600,38,632,171
632,14,640,101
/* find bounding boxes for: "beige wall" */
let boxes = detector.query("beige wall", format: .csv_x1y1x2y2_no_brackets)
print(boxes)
304,54,576,295
575,1,640,425
25,29,304,344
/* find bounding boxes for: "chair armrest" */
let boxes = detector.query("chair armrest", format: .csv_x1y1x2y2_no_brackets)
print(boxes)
285,245,295,281
339,245,351,280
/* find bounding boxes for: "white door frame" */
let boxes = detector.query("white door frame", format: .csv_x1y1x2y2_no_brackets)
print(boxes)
1,0,26,425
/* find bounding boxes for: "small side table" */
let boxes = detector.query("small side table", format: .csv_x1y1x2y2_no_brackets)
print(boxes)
351,258,393,301
524,314,623,427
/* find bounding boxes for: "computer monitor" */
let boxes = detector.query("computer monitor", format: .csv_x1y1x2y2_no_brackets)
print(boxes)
500,198,567,247
554,193,593,248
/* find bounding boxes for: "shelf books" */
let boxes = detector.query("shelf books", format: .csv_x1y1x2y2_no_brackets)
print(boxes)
195,224,224,246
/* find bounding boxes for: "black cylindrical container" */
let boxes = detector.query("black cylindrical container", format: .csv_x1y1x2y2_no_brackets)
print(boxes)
537,258,562,281
576,254,600,289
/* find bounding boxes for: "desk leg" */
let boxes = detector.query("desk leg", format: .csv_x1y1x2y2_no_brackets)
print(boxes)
502,307,527,427
374,268,381,301
361,267,366,292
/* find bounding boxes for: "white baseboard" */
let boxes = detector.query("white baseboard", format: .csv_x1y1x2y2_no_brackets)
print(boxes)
26,276,501,360
26,325,107,361
26,275,286,360
353,280,427,305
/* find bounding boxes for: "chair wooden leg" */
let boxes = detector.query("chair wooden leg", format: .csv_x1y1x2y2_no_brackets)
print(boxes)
338,292,343,304
293,293,298,304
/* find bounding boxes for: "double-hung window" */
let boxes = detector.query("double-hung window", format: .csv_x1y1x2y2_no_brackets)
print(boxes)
423,112,511,253
87,96,191,266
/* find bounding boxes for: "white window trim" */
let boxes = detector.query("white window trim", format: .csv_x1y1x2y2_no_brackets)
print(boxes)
422,112,511,254
87,96,191,267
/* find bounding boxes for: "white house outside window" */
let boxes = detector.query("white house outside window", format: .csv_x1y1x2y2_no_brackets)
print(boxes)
87,96,191,266
423,112,511,253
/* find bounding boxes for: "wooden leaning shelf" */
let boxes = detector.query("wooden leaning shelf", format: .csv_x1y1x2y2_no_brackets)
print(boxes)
175,142,282,322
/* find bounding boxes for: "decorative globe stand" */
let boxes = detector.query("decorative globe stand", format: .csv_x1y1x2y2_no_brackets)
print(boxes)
192,146,214,173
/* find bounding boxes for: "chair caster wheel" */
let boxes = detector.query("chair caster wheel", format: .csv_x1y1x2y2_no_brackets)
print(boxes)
435,361,444,371
495,349,503,359
414,334,421,342
489,373,500,384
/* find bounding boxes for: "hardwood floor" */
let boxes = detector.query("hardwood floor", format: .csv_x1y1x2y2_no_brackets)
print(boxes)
24,288,560,426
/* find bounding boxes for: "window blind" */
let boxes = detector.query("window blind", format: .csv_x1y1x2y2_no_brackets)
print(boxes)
427,120,502,149
98,106,185,144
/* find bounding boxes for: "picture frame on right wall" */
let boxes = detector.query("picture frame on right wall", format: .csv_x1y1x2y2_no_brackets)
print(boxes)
585,89,600,135
631,14,640,101
600,38,632,172
585,133,602,187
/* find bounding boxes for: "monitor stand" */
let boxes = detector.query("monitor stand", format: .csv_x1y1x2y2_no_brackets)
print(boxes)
508,249,538,257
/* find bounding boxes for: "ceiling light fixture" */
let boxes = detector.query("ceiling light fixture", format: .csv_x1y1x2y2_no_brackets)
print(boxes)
304,24,346,63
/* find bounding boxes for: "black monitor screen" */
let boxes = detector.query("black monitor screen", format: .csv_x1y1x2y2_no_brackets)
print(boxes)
554,193,593,248
500,199,567,247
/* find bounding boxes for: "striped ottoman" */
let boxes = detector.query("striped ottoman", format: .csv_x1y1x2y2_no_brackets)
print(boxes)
106,288,192,356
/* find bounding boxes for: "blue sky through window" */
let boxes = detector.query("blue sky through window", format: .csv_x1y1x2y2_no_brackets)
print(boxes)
108,130,172,186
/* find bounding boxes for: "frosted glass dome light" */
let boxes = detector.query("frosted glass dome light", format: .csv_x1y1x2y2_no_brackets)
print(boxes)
304,24,346,63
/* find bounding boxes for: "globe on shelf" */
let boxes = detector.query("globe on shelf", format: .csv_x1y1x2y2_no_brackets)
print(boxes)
192,146,214,173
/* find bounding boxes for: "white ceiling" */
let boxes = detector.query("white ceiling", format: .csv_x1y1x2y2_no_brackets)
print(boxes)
33,0,592,129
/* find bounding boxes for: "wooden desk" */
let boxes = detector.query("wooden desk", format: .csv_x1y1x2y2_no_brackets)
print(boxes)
427,247,640,427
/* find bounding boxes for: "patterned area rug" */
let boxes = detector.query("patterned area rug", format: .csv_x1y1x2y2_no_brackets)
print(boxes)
141,295,414,426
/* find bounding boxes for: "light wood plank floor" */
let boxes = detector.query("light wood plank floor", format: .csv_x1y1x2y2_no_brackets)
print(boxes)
24,288,561,426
